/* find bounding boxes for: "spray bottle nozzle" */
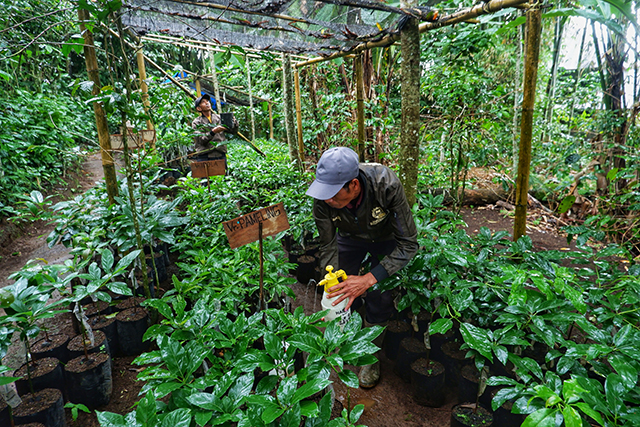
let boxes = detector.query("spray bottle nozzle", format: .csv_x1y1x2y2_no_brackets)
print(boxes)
317,265,348,293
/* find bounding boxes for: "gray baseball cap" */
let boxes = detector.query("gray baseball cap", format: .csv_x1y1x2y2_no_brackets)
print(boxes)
306,147,359,200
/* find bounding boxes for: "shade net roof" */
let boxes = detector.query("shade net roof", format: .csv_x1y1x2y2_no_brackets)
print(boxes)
120,0,436,55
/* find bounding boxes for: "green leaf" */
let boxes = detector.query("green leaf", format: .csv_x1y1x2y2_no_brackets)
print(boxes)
558,196,576,214
429,318,453,335
101,248,114,271
114,249,141,273
292,378,331,404
289,333,322,354
161,408,191,427
459,322,493,361
338,369,359,389
574,402,605,426
96,411,129,426
562,406,582,427
608,353,637,389
264,332,284,360
522,408,558,427
261,401,285,424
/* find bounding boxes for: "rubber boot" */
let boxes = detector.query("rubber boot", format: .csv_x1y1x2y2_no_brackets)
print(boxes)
359,320,387,389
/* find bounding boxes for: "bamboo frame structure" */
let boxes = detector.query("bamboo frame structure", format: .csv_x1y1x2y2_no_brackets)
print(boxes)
294,69,304,158
514,3,542,240
79,8,118,204
294,0,529,68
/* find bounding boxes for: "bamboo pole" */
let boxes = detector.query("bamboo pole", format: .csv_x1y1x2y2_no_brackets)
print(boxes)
141,34,310,61
294,69,304,159
209,53,222,113
355,53,365,161
295,0,528,69
136,44,154,134
269,102,274,140
283,54,302,169
195,78,201,96
79,8,118,204
513,4,542,241
246,55,255,140
143,54,195,98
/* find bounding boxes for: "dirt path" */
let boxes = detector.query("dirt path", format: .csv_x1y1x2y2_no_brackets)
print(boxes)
0,152,105,288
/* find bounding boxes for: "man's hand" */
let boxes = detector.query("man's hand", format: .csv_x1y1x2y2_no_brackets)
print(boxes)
210,125,226,134
327,272,377,311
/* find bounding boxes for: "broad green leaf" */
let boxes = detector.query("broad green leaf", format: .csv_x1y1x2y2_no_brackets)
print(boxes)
161,408,191,427
574,402,605,426
261,401,285,424
101,248,114,271
287,334,322,354
292,378,331,403
429,318,453,335
608,353,637,389
522,408,558,427
279,402,301,427
338,369,359,389
459,322,493,361
562,406,582,427
558,196,576,214
96,411,129,427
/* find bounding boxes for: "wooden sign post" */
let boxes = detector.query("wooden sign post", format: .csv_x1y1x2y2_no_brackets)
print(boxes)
222,203,290,310
190,160,226,178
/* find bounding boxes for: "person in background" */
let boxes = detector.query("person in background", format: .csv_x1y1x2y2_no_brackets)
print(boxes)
306,146,418,389
191,93,237,161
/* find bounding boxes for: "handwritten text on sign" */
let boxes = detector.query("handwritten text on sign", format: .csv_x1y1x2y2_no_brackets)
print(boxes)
223,203,290,249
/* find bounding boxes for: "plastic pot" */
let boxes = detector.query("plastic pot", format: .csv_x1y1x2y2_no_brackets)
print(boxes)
29,334,70,363
67,330,110,361
394,337,428,383
14,357,64,397
451,403,493,427
410,358,446,407
295,254,318,285
65,352,112,408
383,320,412,360
88,314,119,357
116,307,150,356
12,388,66,427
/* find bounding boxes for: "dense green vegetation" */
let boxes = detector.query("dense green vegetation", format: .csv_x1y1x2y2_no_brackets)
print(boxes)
1,0,639,425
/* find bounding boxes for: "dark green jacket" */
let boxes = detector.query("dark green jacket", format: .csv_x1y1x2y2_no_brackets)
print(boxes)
313,163,418,282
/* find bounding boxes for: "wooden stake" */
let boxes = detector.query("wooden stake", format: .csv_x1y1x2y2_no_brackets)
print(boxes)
268,102,274,140
294,69,304,160
79,8,118,205
210,53,222,113
355,53,365,161
136,43,155,151
246,55,256,140
514,4,542,241
259,222,264,311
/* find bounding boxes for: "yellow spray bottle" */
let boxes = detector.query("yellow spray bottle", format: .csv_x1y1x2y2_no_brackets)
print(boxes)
317,265,350,328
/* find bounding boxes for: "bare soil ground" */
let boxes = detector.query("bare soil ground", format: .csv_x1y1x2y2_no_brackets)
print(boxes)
0,161,576,426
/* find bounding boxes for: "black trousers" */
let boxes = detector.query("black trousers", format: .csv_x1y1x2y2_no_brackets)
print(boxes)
337,234,396,324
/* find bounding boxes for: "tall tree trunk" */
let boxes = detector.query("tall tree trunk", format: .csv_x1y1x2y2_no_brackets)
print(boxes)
282,53,302,169
399,0,421,207
78,8,118,205
513,5,542,241
512,12,523,172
